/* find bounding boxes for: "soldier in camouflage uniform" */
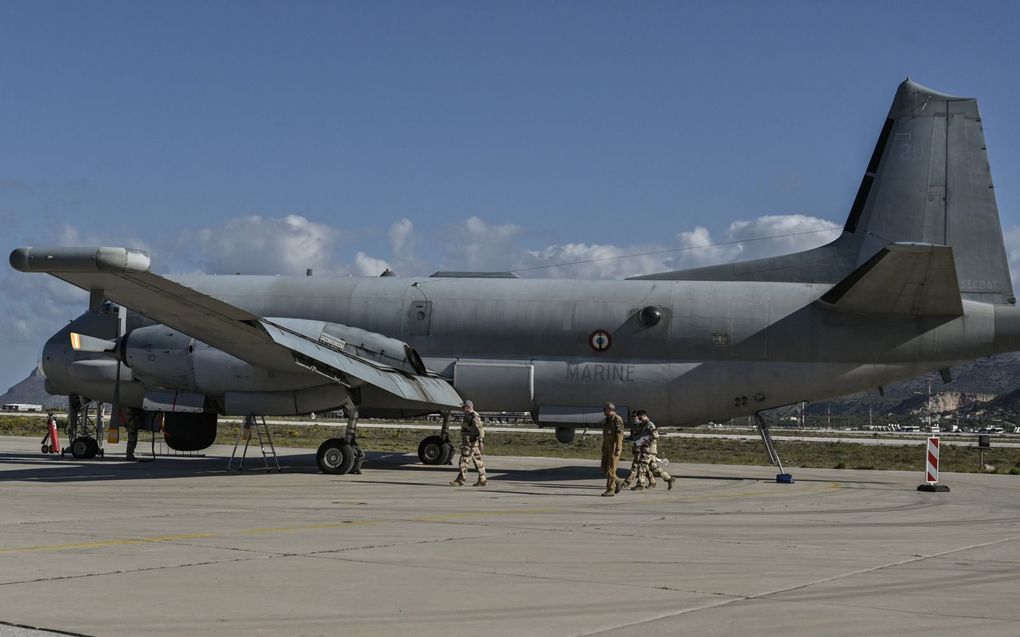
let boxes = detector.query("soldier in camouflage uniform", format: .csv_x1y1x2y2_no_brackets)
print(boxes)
451,400,487,486
600,402,625,496
622,410,656,489
124,409,141,461
631,410,676,491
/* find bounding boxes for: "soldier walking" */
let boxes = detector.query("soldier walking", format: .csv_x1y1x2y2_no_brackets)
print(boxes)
600,402,625,496
622,410,656,489
451,400,487,486
631,410,676,491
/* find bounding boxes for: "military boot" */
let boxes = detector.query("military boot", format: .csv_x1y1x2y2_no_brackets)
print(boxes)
472,479,487,487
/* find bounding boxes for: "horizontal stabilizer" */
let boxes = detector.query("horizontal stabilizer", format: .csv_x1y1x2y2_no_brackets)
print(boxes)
818,243,963,316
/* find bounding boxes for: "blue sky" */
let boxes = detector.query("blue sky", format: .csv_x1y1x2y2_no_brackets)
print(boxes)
2,1,1020,390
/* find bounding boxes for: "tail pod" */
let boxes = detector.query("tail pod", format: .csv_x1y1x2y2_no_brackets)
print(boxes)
635,79,1015,305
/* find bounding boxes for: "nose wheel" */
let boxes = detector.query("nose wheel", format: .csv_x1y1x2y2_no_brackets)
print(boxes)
69,436,101,459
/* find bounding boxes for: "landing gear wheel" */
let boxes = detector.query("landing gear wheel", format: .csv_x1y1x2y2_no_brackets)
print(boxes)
86,438,100,458
440,442,454,465
316,438,356,475
418,435,447,465
70,437,95,460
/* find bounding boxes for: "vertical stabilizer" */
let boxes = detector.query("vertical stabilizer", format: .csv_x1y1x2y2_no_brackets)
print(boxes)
635,80,1014,305
845,80,1013,303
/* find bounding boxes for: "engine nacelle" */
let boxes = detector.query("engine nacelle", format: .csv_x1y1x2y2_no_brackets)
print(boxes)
124,325,198,390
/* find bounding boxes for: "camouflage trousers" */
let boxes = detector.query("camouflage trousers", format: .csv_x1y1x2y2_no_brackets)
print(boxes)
125,425,139,458
624,451,656,485
456,442,486,482
635,452,671,486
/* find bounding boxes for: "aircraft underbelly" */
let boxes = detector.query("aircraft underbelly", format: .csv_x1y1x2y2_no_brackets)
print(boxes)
526,358,964,427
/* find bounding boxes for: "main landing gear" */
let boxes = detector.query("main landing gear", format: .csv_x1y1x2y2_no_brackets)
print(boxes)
316,400,366,475
755,412,793,483
314,407,455,474
417,411,455,466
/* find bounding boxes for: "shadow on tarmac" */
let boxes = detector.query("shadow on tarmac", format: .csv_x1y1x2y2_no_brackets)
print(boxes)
0,444,892,486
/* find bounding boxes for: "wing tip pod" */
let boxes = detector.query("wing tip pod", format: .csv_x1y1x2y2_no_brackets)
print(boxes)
10,246,151,274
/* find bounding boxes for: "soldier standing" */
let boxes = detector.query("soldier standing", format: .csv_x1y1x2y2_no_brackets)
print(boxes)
451,400,487,486
631,411,676,491
600,402,625,496
124,409,140,461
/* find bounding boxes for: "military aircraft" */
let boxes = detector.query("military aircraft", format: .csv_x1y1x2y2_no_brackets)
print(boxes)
10,79,1019,477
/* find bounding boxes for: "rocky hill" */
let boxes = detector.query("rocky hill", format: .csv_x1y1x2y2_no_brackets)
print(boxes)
804,352,1020,418
0,368,66,409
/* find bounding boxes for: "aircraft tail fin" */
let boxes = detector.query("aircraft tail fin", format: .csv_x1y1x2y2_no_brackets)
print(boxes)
635,80,1015,305
841,80,1012,304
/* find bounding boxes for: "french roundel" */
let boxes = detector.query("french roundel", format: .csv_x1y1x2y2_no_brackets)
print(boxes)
589,329,612,352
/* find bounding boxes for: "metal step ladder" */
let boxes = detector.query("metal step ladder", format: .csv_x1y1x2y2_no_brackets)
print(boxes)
228,415,281,472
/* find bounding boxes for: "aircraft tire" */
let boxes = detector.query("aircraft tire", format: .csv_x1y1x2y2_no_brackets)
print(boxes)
418,436,446,465
86,438,100,459
316,438,356,475
440,442,454,465
70,437,92,460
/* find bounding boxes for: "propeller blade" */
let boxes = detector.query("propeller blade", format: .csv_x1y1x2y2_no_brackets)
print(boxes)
69,332,118,353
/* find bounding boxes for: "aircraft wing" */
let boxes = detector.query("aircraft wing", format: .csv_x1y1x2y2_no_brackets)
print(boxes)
9,247,462,408
818,243,964,316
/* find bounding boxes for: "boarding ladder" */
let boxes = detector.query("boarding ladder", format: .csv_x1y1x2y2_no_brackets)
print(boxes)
228,415,281,472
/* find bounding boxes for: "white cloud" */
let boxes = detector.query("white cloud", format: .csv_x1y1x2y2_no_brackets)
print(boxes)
353,251,391,277
389,218,414,257
183,214,342,275
439,216,523,272
439,213,840,279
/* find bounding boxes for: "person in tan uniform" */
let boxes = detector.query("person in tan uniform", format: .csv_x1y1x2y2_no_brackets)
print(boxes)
600,402,625,496
451,400,487,486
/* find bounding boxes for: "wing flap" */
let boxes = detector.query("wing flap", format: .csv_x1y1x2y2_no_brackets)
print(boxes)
260,321,462,407
818,243,963,316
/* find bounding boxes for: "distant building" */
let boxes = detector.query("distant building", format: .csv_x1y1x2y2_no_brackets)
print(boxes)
1,403,43,412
